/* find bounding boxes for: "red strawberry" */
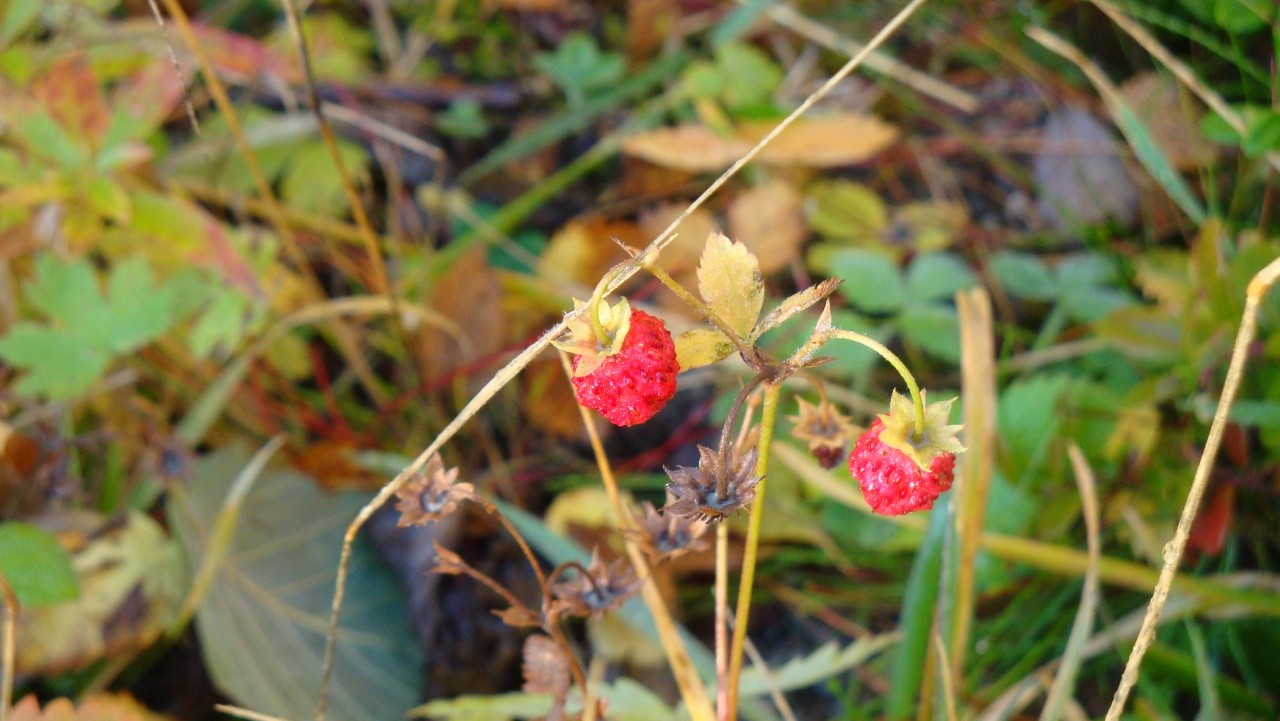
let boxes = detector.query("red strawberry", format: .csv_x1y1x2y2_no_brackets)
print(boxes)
847,391,964,516
570,309,678,426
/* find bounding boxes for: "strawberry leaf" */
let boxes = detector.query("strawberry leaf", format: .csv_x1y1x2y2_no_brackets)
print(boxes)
697,232,763,339
675,328,736,371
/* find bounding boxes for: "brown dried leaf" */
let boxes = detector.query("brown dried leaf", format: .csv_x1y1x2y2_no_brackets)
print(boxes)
523,359,594,442
621,124,752,172
1119,72,1218,171
740,113,899,168
726,179,806,273
538,218,640,287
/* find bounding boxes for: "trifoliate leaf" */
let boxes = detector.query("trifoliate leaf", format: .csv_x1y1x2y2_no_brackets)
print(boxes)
675,328,735,371
697,232,763,338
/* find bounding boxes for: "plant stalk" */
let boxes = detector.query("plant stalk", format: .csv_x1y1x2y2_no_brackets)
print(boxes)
726,382,782,719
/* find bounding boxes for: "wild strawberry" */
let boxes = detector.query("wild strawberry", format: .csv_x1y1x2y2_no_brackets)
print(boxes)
553,299,678,426
848,391,964,515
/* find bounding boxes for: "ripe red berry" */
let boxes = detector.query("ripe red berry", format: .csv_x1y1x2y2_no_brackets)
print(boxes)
571,309,678,426
848,419,956,515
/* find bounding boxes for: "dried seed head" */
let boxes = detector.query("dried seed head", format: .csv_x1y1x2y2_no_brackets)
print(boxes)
634,501,709,563
789,398,860,469
550,547,641,618
430,542,468,576
664,445,763,523
394,454,474,527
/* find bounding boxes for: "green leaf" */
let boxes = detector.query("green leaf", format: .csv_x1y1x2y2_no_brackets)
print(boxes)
409,691,553,721
697,232,764,338
168,446,424,721
899,303,961,362
82,175,131,223
1109,98,1206,224
532,32,625,100
1241,110,1280,158
804,180,887,239
2,0,41,42
820,249,904,313
713,42,782,113
0,522,79,606
904,253,976,302
989,250,1057,301
436,98,490,139
14,109,89,168
675,328,736,371
998,374,1071,485
0,255,181,399
280,140,368,216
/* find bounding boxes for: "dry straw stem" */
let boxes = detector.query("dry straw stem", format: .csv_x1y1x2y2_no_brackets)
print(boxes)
0,574,15,721
1104,255,1280,720
314,0,933,718
154,0,388,406
738,0,978,113
1086,0,1280,177
950,288,996,677
557,351,716,721
1040,445,1101,721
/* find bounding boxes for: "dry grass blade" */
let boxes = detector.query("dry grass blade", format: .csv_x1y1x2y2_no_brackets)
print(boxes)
315,0,937,717
1040,445,1101,721
735,615,799,721
215,705,295,721
951,288,996,676
1105,256,1280,720
0,574,15,721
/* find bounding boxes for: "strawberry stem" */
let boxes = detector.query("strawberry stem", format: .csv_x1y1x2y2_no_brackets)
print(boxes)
805,329,926,439
714,374,768,499
641,261,763,367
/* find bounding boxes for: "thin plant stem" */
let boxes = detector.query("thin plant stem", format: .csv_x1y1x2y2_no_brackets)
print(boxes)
714,522,730,721
726,382,783,720
643,262,757,363
315,0,931,715
716,377,768,498
0,573,14,721
824,329,925,437
477,500,549,590
1104,257,1280,720
558,352,716,721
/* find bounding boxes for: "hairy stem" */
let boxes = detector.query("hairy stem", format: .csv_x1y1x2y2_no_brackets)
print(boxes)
643,262,758,364
726,382,782,719
715,377,768,499
714,522,730,721
825,329,925,438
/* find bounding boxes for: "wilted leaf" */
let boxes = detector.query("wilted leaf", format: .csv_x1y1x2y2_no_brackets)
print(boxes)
674,327,736,371
1034,106,1137,230
621,124,751,172
0,522,79,607
10,693,176,721
741,113,898,168
537,218,637,286
727,179,805,273
1119,72,1218,170
15,510,185,675
697,232,763,338
753,278,841,338
168,446,423,721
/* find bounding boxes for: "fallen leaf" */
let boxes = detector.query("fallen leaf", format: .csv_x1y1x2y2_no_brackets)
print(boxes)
1034,105,1137,230
883,200,968,252
740,113,899,168
419,247,507,383
537,218,639,287
621,124,752,172
636,203,722,273
15,510,186,676
523,358,594,442
1119,72,1218,171
727,179,806,273
10,693,175,721
626,0,684,60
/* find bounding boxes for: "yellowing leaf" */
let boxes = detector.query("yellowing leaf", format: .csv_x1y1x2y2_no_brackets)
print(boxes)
545,487,618,536
523,359,593,442
15,510,185,676
741,113,899,168
674,327,736,371
11,693,176,721
588,613,665,667
621,124,751,172
696,232,763,338
726,179,805,274
753,278,841,339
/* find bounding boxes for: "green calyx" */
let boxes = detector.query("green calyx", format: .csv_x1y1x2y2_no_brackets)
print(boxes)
876,390,965,470
551,297,632,377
